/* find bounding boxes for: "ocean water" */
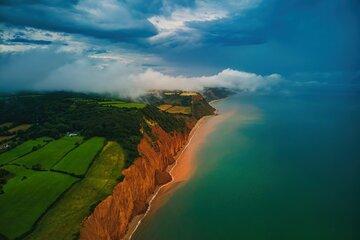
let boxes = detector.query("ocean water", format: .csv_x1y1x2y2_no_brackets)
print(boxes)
134,90,360,240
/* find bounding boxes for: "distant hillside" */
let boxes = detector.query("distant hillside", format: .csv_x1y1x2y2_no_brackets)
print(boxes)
142,90,215,118
201,87,234,102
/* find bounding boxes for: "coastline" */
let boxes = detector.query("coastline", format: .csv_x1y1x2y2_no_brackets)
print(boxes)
209,97,228,106
125,109,233,240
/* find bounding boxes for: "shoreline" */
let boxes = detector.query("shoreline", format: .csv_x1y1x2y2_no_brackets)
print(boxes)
125,109,233,240
209,97,228,106
124,116,210,240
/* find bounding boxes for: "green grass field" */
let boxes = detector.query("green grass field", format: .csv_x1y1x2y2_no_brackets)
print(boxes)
166,105,192,114
158,104,192,115
14,136,82,170
158,104,173,111
52,137,105,176
99,100,146,109
0,137,52,166
27,141,126,240
0,165,78,239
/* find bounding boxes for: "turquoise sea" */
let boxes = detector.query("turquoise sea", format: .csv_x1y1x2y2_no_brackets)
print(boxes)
134,89,360,240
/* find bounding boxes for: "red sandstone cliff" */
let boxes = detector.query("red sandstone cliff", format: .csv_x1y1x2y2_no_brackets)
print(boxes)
80,123,193,240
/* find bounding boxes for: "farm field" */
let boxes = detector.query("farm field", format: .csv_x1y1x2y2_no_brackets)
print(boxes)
180,91,198,96
0,122,12,128
27,141,126,240
166,106,191,114
158,104,173,111
158,104,191,114
99,100,146,109
8,124,32,133
0,165,78,239
0,135,15,143
14,136,82,170
0,137,52,166
53,137,105,176
158,104,192,115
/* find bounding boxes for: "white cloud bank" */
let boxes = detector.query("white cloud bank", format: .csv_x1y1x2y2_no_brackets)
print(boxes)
35,62,281,97
1,48,281,98
135,68,281,92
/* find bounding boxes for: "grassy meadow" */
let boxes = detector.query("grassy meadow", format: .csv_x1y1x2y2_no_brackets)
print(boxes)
158,104,192,115
166,106,191,114
53,137,105,176
0,137,52,166
0,165,78,239
27,141,126,240
0,138,124,239
158,104,173,111
14,136,83,170
99,100,146,109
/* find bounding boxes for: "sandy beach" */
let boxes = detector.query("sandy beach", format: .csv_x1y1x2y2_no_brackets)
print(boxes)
125,110,233,240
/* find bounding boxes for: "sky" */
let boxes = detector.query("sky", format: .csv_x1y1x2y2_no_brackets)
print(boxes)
0,0,359,97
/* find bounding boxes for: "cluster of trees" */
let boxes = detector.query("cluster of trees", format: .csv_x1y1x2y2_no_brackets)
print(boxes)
163,94,192,106
140,91,192,107
0,126,12,137
142,105,187,133
0,168,12,195
191,98,216,119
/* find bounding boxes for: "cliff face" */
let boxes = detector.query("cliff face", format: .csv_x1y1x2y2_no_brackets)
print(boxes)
80,92,215,240
80,123,192,240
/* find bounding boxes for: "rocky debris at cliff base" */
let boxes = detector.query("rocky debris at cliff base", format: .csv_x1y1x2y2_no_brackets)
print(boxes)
132,201,149,217
155,170,172,186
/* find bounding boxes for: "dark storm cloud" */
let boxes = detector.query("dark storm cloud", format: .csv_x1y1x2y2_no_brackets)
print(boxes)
0,48,75,91
0,0,198,42
9,37,52,45
158,0,359,76
0,5,156,41
190,14,267,46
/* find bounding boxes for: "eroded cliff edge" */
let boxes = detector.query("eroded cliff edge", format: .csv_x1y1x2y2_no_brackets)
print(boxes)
80,94,215,240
